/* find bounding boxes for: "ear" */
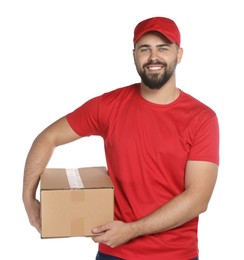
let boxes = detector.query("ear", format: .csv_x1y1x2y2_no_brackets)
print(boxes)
132,49,136,64
177,47,183,64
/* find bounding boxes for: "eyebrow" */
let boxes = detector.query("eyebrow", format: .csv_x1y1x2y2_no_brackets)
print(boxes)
138,43,171,49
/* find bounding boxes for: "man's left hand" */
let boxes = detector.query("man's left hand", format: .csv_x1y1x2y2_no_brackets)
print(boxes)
92,220,136,248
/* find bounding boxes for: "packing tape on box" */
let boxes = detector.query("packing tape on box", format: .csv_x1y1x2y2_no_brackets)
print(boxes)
66,168,84,189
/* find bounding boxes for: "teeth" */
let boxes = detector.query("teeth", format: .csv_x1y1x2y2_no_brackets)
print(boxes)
149,66,161,70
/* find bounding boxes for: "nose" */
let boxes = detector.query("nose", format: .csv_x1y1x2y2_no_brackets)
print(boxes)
148,49,160,61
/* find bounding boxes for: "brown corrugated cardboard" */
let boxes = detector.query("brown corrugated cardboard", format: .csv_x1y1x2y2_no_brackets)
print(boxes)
40,166,114,238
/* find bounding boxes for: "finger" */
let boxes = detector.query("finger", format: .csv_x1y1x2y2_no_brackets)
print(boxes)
92,224,109,234
91,236,98,243
35,222,41,233
91,233,107,244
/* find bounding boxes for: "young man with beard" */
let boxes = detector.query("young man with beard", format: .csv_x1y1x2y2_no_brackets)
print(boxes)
22,17,219,260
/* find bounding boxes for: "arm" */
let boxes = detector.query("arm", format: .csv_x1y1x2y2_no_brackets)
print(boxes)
92,160,218,247
22,116,80,232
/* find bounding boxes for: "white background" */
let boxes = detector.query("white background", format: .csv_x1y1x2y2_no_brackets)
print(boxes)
1,0,243,259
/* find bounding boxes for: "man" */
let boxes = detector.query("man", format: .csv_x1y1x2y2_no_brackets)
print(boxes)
23,17,219,260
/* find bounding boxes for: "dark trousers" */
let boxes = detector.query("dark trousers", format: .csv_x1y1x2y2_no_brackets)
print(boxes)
96,251,199,260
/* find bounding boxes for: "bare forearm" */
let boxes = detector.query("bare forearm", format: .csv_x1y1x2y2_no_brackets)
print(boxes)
22,134,54,203
22,117,79,203
22,133,55,232
131,190,205,238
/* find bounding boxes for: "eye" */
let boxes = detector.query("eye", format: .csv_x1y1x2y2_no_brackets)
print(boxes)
158,47,168,52
140,47,150,53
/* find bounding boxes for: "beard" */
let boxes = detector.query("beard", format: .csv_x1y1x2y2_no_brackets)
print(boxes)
138,59,178,89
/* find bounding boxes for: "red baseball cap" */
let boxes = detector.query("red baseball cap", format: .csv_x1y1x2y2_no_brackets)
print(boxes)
133,17,181,47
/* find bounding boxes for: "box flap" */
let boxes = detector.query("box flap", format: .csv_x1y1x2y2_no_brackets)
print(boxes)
41,166,113,190
78,167,112,188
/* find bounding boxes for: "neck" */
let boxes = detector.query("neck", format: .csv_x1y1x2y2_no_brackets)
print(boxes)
140,79,180,105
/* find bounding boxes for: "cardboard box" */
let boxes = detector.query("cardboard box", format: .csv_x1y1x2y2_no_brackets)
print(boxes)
40,166,114,238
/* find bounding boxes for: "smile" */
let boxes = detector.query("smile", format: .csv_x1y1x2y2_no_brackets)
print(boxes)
148,66,162,70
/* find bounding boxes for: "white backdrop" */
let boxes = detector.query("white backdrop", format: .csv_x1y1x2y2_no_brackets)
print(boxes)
1,0,243,259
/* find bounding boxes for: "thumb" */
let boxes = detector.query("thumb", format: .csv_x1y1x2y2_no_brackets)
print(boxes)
92,223,110,234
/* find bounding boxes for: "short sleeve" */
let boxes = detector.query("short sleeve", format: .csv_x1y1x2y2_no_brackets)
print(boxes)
66,96,102,137
188,114,220,165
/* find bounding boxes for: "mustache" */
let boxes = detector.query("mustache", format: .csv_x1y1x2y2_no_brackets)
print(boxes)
143,60,167,68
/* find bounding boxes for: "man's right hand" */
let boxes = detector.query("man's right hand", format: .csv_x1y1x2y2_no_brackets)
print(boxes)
24,198,41,233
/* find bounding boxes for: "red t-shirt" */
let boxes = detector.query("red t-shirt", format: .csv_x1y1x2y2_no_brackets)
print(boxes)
66,84,219,260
